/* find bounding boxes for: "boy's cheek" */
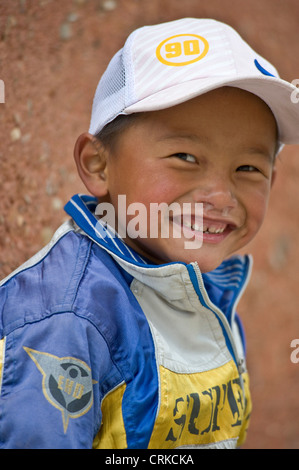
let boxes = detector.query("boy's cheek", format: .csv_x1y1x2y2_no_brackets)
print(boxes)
245,196,269,238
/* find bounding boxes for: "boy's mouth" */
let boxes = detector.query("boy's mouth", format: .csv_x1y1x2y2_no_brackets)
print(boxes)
170,214,237,241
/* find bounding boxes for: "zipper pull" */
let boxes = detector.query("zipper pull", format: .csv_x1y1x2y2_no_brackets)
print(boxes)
238,357,245,374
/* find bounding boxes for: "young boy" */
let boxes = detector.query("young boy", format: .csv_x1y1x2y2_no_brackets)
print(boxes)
0,18,298,449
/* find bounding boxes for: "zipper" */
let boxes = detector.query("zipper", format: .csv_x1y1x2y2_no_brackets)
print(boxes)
189,261,251,402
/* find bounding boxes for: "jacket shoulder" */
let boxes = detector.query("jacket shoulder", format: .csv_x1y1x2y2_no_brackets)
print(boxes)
0,222,93,336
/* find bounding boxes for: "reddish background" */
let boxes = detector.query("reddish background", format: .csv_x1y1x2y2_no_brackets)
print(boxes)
1,0,299,449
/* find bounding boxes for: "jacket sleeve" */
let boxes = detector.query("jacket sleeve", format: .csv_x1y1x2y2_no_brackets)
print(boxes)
0,310,120,449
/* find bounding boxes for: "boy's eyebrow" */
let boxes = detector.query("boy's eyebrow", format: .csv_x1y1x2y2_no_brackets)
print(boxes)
242,145,276,163
158,134,276,159
157,132,277,162
157,133,210,144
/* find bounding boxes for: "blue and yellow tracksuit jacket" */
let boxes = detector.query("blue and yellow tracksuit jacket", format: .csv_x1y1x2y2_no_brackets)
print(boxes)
0,194,252,449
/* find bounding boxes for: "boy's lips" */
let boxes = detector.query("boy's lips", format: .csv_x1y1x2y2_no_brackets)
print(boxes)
170,214,238,242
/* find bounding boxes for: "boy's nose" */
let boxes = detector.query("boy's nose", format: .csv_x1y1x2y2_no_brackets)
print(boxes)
192,178,238,216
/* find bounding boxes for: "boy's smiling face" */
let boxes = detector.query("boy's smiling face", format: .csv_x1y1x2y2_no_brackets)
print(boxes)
97,87,278,272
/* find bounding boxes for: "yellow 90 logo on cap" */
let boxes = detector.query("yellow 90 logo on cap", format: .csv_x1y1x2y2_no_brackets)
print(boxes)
156,34,209,66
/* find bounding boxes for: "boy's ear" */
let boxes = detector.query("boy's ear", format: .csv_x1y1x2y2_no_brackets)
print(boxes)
74,133,108,198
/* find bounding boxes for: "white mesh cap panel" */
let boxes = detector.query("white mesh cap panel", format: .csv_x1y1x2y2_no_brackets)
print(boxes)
89,49,127,135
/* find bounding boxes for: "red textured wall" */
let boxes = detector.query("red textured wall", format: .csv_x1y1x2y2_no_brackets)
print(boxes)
1,0,299,449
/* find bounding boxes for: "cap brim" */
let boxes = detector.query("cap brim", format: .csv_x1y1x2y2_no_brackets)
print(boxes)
124,75,299,145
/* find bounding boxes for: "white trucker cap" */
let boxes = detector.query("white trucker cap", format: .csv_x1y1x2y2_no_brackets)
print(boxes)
89,17,299,145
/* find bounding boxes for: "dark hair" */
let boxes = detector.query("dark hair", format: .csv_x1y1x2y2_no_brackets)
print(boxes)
94,113,142,150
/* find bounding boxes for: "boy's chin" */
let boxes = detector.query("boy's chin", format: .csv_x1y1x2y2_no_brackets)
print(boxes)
135,244,228,273
169,247,236,273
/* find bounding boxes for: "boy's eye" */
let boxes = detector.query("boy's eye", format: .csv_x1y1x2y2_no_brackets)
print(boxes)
237,165,259,172
174,153,197,163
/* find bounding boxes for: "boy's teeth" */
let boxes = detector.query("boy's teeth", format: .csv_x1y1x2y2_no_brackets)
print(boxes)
208,226,221,233
207,226,226,234
182,220,226,234
192,224,225,234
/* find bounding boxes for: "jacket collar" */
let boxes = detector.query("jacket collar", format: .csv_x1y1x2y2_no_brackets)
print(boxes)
65,194,149,266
